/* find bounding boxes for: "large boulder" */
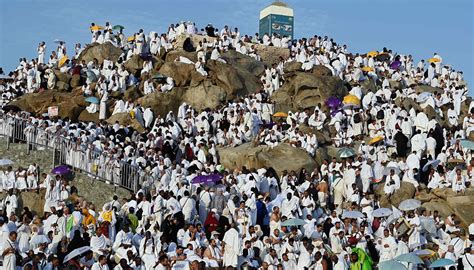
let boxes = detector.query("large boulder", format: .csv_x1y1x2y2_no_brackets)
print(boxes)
123,86,143,102
421,199,455,219
376,182,416,208
138,88,187,117
219,143,316,176
446,195,474,226
53,70,71,84
8,90,84,117
0,190,46,217
78,111,99,123
165,50,198,63
254,44,290,65
222,50,265,76
271,72,348,112
414,85,443,94
78,42,123,65
124,54,144,75
107,113,145,133
311,65,333,77
207,60,260,99
284,62,302,73
70,74,82,88
159,62,197,87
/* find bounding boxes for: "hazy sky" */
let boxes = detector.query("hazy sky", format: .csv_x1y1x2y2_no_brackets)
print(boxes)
1,0,472,92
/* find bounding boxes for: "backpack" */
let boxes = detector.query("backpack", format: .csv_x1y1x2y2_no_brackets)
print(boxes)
376,110,385,120
354,113,362,123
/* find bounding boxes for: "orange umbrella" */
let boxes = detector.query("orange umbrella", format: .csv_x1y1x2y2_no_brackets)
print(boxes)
127,36,135,42
90,25,104,31
367,51,378,57
273,112,288,118
368,136,384,145
361,66,374,72
58,56,69,67
428,57,440,63
343,95,361,106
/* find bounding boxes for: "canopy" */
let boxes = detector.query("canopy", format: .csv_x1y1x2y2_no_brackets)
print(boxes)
53,39,64,44
361,66,374,72
430,258,455,268
90,25,104,31
447,158,464,164
51,165,71,175
127,36,135,42
394,253,424,264
383,166,401,175
398,199,421,211
273,112,288,118
341,210,364,219
338,147,356,159
379,260,407,270
367,51,379,57
422,159,441,172
191,174,222,185
281,218,305,227
373,208,393,218
58,56,69,67
112,25,125,31
368,136,384,145
85,96,100,104
63,246,92,263
325,96,342,109
343,94,361,106
427,57,440,63
0,159,14,166
460,139,474,150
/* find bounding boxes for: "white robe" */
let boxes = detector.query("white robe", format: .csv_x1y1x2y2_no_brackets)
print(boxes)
222,228,241,267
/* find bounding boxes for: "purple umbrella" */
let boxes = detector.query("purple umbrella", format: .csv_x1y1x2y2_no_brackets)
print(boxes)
390,60,401,70
192,174,223,185
325,97,342,109
51,165,71,175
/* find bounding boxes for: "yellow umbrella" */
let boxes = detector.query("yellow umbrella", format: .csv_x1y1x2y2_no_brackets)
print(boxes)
58,56,69,67
343,95,361,106
428,57,440,63
273,112,288,118
127,36,136,42
90,25,104,31
368,136,384,145
367,51,378,57
361,66,374,72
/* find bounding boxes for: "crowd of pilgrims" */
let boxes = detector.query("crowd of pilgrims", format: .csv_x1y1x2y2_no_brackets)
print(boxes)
0,20,473,269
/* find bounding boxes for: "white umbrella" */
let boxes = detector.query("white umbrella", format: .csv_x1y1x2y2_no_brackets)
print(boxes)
63,246,91,263
383,166,401,175
422,159,441,172
0,159,14,166
341,210,365,219
373,208,393,218
398,199,421,211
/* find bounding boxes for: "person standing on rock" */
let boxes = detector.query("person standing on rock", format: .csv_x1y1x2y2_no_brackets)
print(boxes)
37,41,46,64
99,88,108,121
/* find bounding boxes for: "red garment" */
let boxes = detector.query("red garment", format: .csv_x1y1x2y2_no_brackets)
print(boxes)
204,212,219,233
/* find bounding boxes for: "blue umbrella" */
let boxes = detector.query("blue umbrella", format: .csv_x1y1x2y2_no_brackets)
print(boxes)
281,218,306,227
394,253,424,264
379,260,407,270
460,139,474,150
430,258,455,268
338,147,356,158
85,96,100,104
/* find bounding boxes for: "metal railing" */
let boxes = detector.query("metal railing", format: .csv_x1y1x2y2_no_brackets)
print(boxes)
0,113,153,193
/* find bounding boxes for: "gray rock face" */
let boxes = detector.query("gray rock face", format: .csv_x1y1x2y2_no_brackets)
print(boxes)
219,143,316,176
78,42,123,64
272,72,348,113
